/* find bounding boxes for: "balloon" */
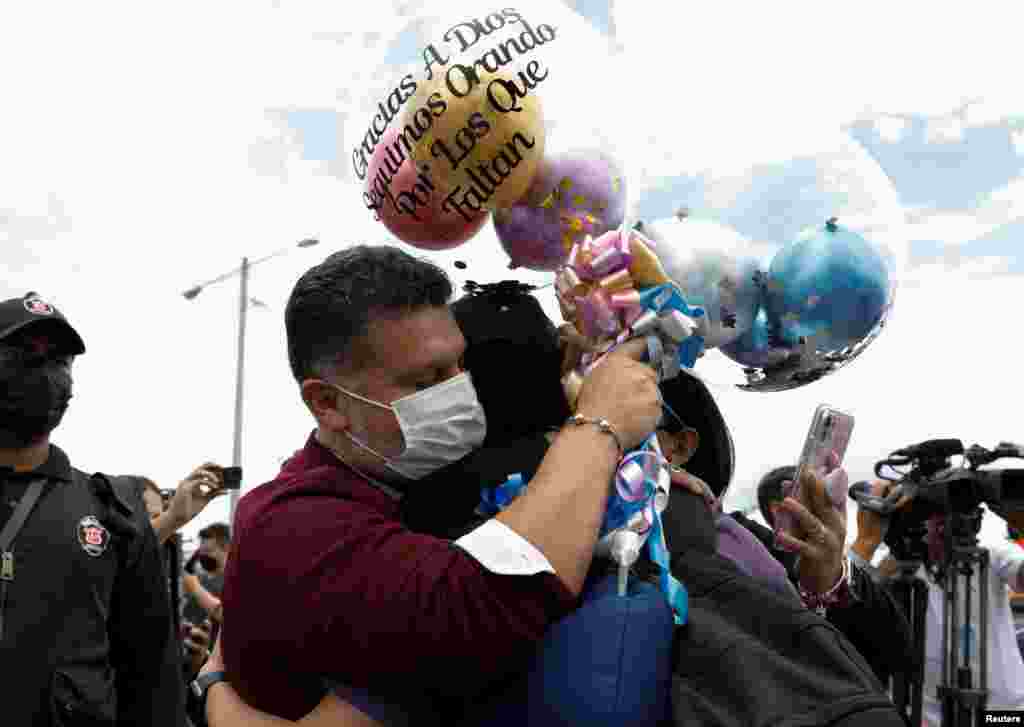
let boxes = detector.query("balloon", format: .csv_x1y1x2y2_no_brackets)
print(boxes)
623,127,904,392
719,307,797,370
348,0,629,275
628,130,908,278
766,219,892,352
494,149,627,271
401,66,546,211
705,219,895,393
641,216,763,350
364,126,488,250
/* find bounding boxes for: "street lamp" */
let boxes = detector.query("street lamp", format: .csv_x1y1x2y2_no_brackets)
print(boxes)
182,237,321,522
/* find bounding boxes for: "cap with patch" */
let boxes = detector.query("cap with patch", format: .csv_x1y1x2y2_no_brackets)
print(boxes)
0,292,86,355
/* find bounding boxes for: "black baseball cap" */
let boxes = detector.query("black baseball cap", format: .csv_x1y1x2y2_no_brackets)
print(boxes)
0,292,86,355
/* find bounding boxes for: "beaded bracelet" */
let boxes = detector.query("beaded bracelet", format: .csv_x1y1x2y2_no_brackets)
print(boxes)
799,556,852,615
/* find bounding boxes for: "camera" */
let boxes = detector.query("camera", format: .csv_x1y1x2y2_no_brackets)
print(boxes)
852,439,1024,569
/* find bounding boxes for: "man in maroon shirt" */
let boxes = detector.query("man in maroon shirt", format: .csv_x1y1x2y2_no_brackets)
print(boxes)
220,246,662,721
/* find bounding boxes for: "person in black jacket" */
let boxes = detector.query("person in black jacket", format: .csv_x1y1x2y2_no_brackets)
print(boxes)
0,292,185,727
735,465,916,686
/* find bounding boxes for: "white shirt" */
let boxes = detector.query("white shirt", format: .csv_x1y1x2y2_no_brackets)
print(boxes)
455,519,555,576
922,539,1024,726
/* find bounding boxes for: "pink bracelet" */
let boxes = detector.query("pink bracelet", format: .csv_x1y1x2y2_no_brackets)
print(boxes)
799,557,851,615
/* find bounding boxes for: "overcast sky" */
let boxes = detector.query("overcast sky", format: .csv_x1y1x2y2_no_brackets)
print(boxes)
2,0,1021,548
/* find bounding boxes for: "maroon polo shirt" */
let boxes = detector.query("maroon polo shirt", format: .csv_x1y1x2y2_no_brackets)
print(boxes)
221,433,576,720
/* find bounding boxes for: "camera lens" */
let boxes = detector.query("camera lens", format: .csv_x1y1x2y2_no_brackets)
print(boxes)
820,416,833,441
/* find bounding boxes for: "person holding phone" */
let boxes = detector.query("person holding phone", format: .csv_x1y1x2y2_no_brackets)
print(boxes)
184,522,231,626
738,461,915,686
140,464,231,546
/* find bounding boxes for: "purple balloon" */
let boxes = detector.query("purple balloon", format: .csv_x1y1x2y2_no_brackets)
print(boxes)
494,150,627,272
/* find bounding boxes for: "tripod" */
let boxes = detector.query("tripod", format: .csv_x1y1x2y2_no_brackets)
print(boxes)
888,559,929,727
887,524,930,727
937,508,990,727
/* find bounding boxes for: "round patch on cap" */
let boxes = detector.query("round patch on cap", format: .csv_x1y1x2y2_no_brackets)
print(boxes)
23,297,55,316
77,516,110,557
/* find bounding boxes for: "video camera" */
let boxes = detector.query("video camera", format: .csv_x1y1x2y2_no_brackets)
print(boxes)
851,439,1024,567
850,440,1024,725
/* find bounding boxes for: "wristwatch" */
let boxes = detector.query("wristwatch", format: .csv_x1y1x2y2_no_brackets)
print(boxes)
191,671,228,715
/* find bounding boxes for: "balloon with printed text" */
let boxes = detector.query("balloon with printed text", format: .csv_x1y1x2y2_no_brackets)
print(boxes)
365,125,489,249
350,1,625,257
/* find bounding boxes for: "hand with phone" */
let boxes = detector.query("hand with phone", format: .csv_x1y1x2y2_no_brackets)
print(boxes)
773,405,854,596
165,463,235,533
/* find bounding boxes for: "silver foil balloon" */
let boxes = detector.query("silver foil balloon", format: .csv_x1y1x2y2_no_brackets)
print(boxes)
711,220,897,393
641,215,763,350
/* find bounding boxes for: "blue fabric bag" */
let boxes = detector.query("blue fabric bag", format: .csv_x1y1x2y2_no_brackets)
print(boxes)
470,572,674,727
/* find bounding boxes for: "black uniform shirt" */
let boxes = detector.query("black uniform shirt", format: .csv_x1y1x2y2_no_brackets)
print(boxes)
0,444,185,727
0,445,73,529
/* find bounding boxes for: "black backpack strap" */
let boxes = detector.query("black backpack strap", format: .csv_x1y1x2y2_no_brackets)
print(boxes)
0,478,48,554
87,473,141,542
0,478,48,639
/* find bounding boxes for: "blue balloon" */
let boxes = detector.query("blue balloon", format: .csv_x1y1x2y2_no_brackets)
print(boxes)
719,306,796,370
765,221,891,352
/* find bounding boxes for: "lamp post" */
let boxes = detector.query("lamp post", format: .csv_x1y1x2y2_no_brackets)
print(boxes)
182,238,320,523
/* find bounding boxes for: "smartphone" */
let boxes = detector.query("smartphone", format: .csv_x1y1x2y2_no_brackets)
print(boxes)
774,405,855,551
796,405,855,485
220,466,243,490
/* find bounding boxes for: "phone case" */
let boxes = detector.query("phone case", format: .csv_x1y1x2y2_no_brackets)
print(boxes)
221,466,243,489
797,405,854,482
774,405,855,552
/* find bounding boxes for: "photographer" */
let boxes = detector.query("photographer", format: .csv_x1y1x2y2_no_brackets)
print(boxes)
140,477,222,685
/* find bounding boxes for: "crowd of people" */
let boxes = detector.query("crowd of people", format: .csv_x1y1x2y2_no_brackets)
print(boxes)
1,248,1022,727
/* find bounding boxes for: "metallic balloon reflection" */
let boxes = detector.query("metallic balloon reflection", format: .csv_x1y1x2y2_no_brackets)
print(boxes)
716,219,896,393
641,215,763,350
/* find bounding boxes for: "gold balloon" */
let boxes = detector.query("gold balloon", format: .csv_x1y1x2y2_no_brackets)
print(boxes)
400,66,545,214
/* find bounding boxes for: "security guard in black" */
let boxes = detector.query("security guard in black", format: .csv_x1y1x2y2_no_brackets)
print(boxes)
0,292,185,726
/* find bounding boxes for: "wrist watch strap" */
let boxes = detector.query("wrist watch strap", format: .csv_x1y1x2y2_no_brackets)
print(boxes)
191,670,228,713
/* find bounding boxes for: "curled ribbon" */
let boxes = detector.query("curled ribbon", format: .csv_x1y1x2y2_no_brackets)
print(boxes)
552,229,716,623
556,231,709,392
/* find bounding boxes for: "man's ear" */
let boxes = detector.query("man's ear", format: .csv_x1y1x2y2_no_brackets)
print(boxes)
301,379,349,434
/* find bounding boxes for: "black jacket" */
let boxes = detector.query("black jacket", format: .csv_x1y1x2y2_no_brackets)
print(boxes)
0,445,185,726
730,511,915,685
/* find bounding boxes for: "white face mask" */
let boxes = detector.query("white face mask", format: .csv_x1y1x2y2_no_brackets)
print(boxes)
333,371,487,481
